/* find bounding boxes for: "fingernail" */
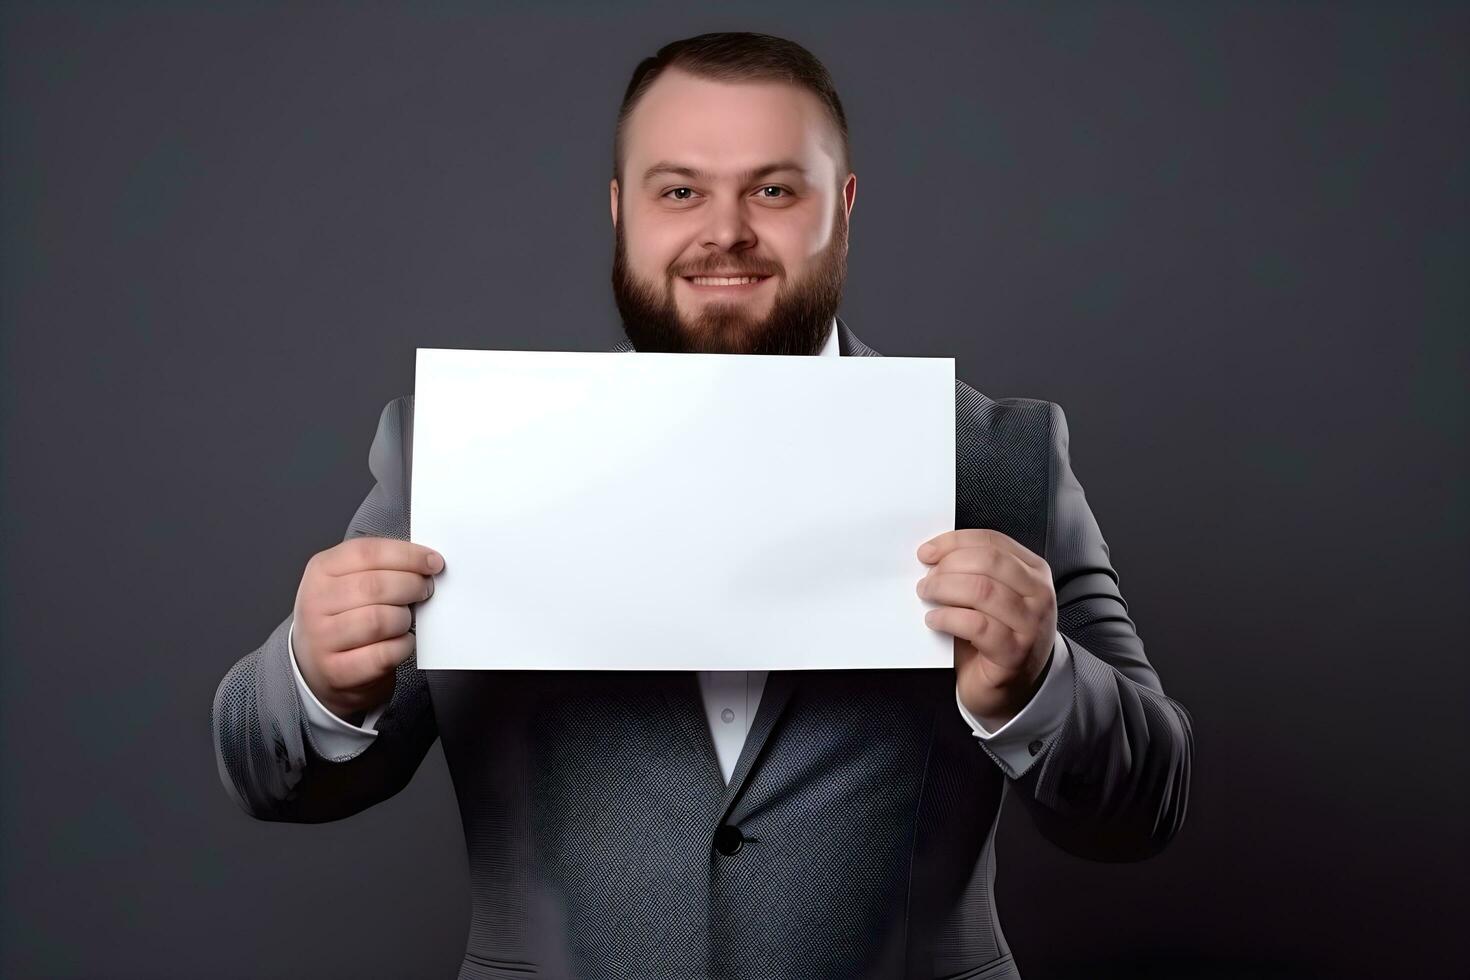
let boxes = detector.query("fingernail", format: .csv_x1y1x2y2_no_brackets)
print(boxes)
428,553,444,573
918,543,935,561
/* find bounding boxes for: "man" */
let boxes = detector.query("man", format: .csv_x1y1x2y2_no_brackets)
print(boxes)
213,31,1193,980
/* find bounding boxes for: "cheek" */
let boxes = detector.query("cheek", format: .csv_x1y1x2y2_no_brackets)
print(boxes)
625,217,688,274
774,204,839,264
806,199,842,252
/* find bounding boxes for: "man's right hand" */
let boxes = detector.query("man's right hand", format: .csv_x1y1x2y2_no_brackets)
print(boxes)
292,537,445,723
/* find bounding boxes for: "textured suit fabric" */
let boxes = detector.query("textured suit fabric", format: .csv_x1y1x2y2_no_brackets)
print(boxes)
212,317,1194,980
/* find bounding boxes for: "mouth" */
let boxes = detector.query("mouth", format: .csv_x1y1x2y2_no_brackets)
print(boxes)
679,274,774,294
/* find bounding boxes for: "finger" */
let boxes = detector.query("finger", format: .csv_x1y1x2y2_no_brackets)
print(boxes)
321,603,414,654
315,569,435,616
953,635,1011,691
918,529,1045,571
917,571,1029,635
320,634,416,692
319,537,444,577
923,605,1026,665
924,544,1046,600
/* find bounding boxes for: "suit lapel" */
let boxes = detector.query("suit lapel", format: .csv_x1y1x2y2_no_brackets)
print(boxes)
657,673,728,802
714,668,797,819
835,314,881,358
612,315,885,812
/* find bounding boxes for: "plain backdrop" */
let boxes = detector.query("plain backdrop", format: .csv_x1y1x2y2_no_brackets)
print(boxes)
1,2,1465,978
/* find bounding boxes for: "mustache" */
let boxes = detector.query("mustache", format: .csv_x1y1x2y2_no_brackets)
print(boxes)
671,261,782,278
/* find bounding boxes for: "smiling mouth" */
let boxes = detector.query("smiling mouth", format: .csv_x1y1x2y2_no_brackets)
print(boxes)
681,275,772,288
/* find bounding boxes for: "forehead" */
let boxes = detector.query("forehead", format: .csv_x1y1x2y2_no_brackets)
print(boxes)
624,68,840,179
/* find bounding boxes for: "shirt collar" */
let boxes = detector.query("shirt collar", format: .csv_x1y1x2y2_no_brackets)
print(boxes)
819,316,840,357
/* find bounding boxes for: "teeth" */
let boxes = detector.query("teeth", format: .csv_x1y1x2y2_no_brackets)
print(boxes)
690,276,764,286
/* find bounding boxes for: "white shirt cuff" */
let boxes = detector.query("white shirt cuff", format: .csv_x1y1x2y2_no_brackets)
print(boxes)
289,619,383,760
955,630,1074,777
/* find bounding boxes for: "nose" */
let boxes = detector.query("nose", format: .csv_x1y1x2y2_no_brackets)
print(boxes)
700,195,757,253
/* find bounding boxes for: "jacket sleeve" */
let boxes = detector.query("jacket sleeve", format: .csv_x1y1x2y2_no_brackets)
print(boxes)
211,395,439,823
992,401,1195,862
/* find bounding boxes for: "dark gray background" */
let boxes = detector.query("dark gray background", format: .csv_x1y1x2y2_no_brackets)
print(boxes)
2,1,1465,978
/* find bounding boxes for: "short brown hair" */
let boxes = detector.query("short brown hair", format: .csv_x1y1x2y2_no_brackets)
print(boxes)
612,31,851,185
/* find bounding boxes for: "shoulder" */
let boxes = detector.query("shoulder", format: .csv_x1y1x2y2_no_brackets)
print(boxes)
376,393,415,435
953,377,1061,548
955,376,1057,449
364,395,416,491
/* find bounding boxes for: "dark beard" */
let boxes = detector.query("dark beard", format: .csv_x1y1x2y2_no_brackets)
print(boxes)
611,206,848,356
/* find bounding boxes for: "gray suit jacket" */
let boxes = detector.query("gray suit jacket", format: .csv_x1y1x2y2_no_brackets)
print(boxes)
213,316,1193,980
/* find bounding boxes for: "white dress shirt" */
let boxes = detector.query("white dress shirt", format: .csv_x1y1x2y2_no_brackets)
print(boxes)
290,317,1075,781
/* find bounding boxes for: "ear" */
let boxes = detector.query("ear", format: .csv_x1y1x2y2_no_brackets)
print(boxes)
609,178,620,230
842,172,857,219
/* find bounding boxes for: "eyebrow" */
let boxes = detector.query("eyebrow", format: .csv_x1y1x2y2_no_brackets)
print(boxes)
641,160,809,185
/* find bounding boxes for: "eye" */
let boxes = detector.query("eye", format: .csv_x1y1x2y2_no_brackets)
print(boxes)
663,187,696,201
758,186,788,198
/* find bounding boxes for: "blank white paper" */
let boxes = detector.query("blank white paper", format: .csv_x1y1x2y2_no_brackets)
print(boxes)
409,347,955,671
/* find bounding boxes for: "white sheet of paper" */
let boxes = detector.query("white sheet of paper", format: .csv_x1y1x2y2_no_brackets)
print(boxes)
409,347,955,671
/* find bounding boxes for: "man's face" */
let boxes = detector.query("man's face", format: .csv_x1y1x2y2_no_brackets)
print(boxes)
610,68,857,355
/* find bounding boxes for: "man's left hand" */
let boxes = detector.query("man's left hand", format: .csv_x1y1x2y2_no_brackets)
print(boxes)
916,529,1058,731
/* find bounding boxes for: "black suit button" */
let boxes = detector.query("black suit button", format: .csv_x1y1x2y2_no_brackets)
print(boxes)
713,824,745,856
1028,739,1044,756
